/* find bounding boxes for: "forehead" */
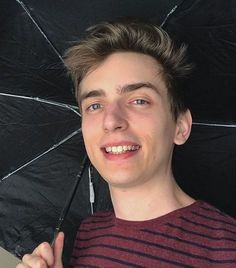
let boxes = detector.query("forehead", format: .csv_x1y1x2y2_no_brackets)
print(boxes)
79,52,167,97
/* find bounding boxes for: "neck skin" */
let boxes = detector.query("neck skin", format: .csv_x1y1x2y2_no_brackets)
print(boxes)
109,172,195,221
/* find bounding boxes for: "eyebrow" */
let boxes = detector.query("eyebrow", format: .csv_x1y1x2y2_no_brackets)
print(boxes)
80,81,160,103
118,82,160,95
80,89,105,103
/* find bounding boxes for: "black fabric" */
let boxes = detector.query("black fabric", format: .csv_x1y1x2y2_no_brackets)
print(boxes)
164,0,236,123
173,124,236,217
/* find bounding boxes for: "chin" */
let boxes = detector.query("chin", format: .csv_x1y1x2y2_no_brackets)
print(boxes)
102,173,140,188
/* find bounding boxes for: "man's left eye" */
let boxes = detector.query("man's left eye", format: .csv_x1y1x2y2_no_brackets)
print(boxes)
133,99,149,105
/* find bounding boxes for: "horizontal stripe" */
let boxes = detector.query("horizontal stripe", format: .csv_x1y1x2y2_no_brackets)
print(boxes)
199,204,227,215
77,244,197,268
77,234,236,264
79,224,114,232
191,211,236,227
78,253,144,268
180,216,236,235
76,264,99,268
141,228,236,252
167,223,236,242
82,219,113,225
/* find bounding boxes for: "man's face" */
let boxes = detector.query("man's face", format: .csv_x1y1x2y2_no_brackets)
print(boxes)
80,52,187,189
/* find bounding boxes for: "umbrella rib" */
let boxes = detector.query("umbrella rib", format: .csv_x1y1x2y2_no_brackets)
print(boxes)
15,0,64,63
0,127,82,182
160,0,186,28
193,122,236,128
0,92,80,116
160,4,178,27
2,92,236,127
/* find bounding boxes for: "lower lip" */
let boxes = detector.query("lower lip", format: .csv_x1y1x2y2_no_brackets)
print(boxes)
102,149,139,161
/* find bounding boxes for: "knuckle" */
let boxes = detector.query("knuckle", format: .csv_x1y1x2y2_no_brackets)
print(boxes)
39,242,50,251
22,253,31,262
35,258,47,268
22,252,48,268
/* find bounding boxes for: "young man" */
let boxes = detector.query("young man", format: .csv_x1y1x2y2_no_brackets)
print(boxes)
18,21,236,268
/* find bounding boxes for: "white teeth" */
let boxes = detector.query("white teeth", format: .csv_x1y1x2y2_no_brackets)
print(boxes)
117,146,122,153
106,147,112,152
105,145,140,154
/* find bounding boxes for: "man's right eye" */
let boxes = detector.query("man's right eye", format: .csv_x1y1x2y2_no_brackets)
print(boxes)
88,103,102,111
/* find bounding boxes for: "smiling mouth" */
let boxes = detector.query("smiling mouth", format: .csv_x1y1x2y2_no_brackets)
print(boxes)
104,145,140,154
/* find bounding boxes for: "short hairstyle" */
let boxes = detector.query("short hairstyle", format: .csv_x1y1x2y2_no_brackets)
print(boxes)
64,20,192,120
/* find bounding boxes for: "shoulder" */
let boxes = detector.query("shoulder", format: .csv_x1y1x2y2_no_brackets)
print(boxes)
180,200,236,239
192,201,236,224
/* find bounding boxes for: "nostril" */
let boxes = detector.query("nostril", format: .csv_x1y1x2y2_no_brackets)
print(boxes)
115,125,122,129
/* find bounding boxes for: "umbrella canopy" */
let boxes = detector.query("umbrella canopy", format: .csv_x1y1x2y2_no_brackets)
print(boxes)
0,0,235,266
164,0,236,217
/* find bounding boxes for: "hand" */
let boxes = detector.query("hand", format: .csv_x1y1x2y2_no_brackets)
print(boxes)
16,232,64,268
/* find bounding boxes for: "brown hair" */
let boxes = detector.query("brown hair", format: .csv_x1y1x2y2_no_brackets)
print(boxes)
64,20,192,120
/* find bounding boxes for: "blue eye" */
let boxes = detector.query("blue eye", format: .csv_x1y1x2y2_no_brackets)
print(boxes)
134,99,148,105
88,103,102,111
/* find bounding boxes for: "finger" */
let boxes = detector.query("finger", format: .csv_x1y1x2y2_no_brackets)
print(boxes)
16,262,30,268
22,253,48,268
32,242,54,266
52,232,64,267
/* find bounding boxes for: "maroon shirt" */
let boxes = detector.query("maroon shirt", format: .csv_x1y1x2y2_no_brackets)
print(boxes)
70,201,236,267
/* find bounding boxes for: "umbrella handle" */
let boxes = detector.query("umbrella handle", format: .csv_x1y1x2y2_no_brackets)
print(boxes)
51,155,89,245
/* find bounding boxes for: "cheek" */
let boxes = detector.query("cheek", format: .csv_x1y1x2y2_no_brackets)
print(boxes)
139,119,174,150
81,120,92,148
82,118,100,158
82,116,94,135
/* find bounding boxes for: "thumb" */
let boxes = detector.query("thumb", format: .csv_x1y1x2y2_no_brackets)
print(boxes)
51,232,64,268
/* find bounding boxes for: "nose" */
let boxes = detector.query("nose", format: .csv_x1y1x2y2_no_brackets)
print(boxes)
103,103,128,133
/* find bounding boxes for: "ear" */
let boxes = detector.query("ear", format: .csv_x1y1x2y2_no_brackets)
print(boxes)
174,109,192,145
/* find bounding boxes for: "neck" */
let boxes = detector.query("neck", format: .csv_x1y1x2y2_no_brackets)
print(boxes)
109,175,195,221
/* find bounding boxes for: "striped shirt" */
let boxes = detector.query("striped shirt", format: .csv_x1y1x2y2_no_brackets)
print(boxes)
70,201,236,267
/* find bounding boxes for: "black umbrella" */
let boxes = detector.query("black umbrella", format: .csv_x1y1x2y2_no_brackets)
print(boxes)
0,0,235,267
163,0,236,217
